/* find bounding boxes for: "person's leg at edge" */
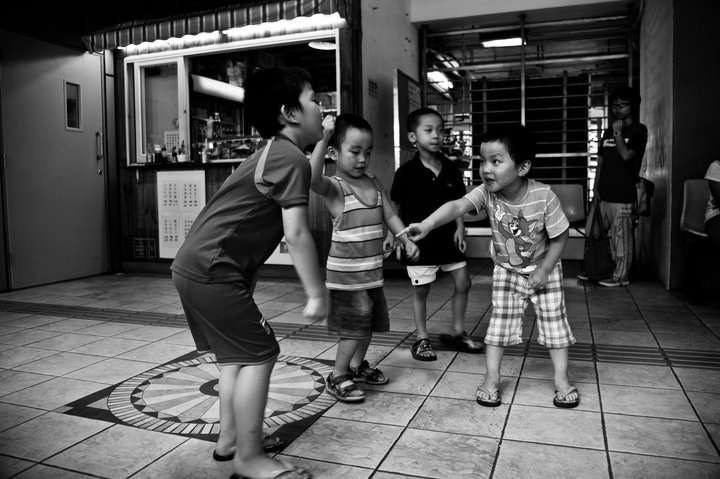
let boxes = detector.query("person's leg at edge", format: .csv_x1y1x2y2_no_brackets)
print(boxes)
214,364,239,457
172,273,211,353
598,200,617,267
548,347,577,402
230,356,290,477
349,336,372,370
600,201,633,284
708,215,720,248
448,266,471,336
477,345,504,398
478,266,521,402
333,338,362,378
412,283,431,340
611,203,634,283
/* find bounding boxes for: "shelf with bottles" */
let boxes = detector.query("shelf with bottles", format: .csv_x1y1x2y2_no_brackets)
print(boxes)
190,89,248,162
140,139,191,165
198,135,265,163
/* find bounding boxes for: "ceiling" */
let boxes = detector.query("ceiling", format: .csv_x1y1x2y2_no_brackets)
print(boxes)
417,1,636,32
422,1,642,103
0,1,265,51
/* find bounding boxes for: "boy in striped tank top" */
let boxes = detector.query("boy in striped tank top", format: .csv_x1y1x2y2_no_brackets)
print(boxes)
310,114,419,402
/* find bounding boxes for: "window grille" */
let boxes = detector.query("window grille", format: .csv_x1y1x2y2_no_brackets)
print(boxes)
423,12,639,210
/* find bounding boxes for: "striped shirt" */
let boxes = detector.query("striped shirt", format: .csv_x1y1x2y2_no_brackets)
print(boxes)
325,176,384,291
464,179,569,275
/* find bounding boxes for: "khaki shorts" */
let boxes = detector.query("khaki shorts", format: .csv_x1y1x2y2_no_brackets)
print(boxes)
406,261,467,286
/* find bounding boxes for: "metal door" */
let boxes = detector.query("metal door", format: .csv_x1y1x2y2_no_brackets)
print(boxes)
0,31,107,288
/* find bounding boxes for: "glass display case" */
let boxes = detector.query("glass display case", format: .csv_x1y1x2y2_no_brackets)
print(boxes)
125,39,337,166
188,52,259,163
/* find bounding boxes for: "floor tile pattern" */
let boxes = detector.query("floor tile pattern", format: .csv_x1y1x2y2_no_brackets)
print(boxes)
0,259,719,479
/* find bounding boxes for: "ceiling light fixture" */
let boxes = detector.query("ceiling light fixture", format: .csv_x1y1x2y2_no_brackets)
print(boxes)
427,71,453,94
482,37,524,48
308,41,336,50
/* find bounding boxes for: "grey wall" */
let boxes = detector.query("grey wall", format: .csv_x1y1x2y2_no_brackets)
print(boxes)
640,0,720,289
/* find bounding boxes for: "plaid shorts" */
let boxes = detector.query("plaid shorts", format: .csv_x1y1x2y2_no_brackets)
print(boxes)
327,287,390,339
485,264,575,348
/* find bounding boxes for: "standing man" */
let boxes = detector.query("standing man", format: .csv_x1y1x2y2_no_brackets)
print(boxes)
579,86,647,287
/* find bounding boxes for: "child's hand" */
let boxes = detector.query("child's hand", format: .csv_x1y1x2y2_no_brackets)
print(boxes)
322,115,336,141
528,267,549,291
303,295,327,320
454,230,466,253
396,223,428,242
402,240,420,262
612,120,623,137
383,236,396,259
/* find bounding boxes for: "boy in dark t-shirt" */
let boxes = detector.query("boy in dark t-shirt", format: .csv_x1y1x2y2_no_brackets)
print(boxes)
171,67,325,479
390,108,482,362
578,86,648,287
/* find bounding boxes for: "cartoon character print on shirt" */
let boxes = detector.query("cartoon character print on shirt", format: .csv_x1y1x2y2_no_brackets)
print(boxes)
493,203,539,273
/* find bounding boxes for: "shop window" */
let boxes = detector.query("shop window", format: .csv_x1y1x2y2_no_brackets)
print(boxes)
124,36,337,166
127,57,188,165
65,81,81,130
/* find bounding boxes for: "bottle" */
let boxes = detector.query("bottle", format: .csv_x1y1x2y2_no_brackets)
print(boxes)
213,112,221,139
146,143,153,163
161,144,168,164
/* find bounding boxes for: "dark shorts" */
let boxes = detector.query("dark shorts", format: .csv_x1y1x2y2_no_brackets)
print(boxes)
172,272,279,365
327,287,390,339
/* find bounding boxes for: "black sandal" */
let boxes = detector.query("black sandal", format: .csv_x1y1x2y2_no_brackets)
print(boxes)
411,338,437,361
325,373,365,402
439,332,483,354
213,435,286,461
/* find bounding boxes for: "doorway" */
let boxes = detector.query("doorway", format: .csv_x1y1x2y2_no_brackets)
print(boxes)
0,31,108,289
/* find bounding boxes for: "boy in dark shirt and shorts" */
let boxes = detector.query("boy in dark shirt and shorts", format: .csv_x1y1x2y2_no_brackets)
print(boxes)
171,67,326,479
390,107,482,361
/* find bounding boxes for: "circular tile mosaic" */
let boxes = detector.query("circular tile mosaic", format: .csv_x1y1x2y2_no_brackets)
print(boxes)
107,354,335,436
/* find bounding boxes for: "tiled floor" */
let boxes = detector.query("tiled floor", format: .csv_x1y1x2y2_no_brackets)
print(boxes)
0,259,719,479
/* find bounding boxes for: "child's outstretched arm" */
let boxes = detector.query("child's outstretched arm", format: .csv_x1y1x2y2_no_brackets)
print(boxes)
395,197,475,243
282,205,327,320
528,228,569,291
309,115,336,196
380,188,419,261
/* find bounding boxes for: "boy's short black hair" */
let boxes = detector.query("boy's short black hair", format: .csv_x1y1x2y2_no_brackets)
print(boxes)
481,123,536,166
406,107,443,133
329,114,373,149
244,67,312,138
610,86,641,118
610,85,641,108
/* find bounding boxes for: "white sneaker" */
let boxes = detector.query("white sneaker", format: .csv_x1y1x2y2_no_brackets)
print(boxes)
598,278,629,287
577,272,590,281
